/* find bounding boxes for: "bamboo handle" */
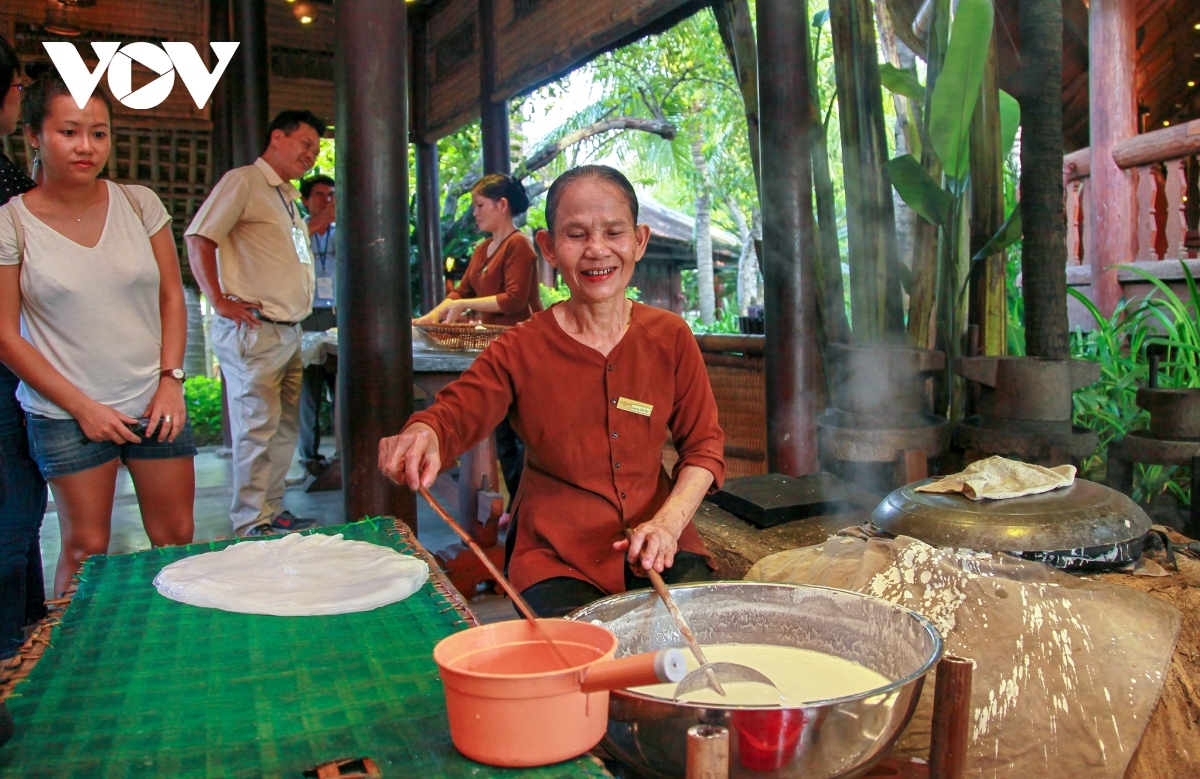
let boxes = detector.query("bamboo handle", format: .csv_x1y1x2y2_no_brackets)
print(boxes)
419,486,572,669
686,725,730,779
627,528,726,696
929,655,973,779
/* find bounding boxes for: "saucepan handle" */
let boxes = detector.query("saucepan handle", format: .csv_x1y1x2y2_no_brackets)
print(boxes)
580,648,687,693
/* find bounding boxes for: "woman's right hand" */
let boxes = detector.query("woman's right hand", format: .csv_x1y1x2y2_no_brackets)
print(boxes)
379,422,441,490
75,400,142,444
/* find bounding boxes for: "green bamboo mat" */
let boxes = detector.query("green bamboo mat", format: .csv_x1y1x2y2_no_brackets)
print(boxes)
0,519,610,779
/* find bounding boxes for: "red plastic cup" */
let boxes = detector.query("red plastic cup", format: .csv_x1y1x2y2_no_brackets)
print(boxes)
732,708,807,771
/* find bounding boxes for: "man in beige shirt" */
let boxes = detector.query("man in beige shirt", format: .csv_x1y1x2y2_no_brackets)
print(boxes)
185,110,323,536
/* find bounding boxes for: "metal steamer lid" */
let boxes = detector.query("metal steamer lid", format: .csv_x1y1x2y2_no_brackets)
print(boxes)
872,478,1151,553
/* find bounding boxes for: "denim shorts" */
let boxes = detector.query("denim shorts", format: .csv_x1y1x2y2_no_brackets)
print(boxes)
25,413,197,480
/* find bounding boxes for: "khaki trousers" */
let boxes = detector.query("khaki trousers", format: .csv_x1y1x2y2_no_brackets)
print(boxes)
211,316,303,535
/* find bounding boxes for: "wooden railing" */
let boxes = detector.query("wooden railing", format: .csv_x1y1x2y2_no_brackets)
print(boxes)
1063,120,1200,277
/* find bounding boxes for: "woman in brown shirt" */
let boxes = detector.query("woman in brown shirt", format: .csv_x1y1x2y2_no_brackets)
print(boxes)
381,166,725,617
416,174,542,327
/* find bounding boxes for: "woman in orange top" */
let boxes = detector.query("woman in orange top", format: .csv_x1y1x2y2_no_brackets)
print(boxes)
381,166,725,617
417,174,541,327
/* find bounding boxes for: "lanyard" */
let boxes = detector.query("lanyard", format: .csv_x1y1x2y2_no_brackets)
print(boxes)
275,186,297,223
312,229,333,274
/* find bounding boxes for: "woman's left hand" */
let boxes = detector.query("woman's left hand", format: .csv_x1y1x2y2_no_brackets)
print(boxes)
143,379,187,442
614,514,684,574
438,301,467,323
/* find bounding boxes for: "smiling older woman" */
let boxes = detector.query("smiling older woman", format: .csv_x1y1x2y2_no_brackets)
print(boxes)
380,165,725,617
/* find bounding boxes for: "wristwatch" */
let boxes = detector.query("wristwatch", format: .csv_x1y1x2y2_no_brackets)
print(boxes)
161,368,186,381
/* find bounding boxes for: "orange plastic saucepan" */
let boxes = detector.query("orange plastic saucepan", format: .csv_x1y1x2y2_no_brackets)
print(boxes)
433,618,684,767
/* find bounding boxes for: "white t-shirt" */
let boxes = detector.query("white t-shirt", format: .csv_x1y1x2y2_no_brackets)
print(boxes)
0,181,172,419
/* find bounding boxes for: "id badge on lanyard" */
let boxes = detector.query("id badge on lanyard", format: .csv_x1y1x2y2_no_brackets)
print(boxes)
278,187,314,265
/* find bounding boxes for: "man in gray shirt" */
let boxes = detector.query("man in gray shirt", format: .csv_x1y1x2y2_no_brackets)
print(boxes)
185,111,324,536
298,174,337,476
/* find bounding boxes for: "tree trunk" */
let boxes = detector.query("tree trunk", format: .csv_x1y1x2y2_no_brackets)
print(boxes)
906,0,948,351
712,0,761,195
875,1,919,280
968,33,1007,357
808,45,851,345
729,198,762,315
829,0,904,343
1018,0,1070,359
691,127,716,325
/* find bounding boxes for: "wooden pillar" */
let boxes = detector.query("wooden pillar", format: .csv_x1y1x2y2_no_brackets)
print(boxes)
412,13,444,315
479,0,510,175
230,0,268,168
334,0,416,528
758,0,821,476
208,0,233,178
1088,0,1138,317
1018,0,1070,359
829,0,904,342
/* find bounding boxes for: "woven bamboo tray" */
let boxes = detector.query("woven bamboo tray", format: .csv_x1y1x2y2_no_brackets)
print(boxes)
416,323,510,351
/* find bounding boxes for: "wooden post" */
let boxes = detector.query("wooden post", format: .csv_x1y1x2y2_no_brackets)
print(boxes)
412,14,445,316
829,0,904,342
230,0,268,168
758,0,821,476
1088,0,1137,317
479,0,510,175
208,0,233,179
686,725,730,779
334,0,416,529
929,655,973,779
968,34,1007,357
1018,0,1070,359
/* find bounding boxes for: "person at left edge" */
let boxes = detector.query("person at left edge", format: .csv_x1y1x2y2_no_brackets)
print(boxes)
0,37,46,661
185,111,324,537
297,174,337,477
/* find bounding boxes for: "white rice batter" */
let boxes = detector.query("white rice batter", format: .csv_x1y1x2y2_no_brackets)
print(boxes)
630,643,891,706
153,532,429,616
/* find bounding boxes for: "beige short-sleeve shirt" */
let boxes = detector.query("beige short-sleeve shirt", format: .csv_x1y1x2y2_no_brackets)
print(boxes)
186,157,314,322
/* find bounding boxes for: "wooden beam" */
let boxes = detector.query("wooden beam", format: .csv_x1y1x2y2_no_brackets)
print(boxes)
758,0,821,476
1088,0,1138,317
335,0,417,528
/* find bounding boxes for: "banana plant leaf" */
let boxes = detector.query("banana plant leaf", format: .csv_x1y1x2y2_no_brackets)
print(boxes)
885,154,953,227
879,63,925,103
971,206,1021,261
928,0,995,180
999,89,1020,158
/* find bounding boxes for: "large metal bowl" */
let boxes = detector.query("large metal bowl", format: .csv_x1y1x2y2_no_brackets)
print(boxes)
567,582,942,779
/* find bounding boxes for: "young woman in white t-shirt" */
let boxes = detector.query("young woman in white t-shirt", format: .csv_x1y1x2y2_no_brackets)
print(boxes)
0,64,195,594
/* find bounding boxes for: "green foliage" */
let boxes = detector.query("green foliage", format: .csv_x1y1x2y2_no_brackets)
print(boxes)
972,207,1022,262
538,280,641,308
1067,262,1200,505
998,90,1021,158
885,154,952,226
184,376,223,447
879,63,925,103
928,0,995,180
685,302,741,334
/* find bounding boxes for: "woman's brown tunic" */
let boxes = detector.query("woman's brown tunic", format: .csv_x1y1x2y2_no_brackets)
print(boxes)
447,232,542,326
406,302,726,594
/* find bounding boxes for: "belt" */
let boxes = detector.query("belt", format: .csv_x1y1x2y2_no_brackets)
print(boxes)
255,314,301,327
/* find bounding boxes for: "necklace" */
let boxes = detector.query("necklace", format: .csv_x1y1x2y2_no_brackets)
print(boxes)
58,187,102,223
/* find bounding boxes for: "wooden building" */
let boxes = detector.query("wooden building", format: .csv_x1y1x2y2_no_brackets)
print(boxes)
634,197,741,315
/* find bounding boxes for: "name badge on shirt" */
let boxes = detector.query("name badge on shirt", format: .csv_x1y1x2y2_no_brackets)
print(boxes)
617,397,653,417
316,276,335,301
291,225,315,265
